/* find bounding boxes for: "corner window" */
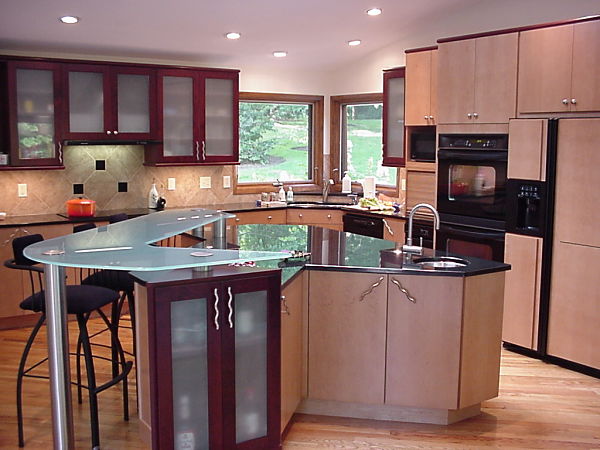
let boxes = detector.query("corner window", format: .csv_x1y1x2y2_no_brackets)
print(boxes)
236,93,323,193
330,94,397,190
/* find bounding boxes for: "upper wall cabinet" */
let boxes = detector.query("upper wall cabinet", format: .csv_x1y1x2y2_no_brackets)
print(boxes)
518,20,600,114
63,64,157,141
145,69,239,165
382,67,406,167
437,33,518,124
405,49,438,126
5,60,64,167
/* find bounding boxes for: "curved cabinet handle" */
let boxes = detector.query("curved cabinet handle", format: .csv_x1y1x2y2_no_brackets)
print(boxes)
58,142,63,164
227,286,233,328
391,277,416,303
195,141,200,160
213,287,220,330
202,140,206,160
281,295,290,315
359,276,385,302
382,218,393,236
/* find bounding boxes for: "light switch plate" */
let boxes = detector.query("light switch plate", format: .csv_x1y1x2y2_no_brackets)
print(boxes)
200,176,211,189
167,177,176,191
223,175,231,189
17,183,27,198
401,178,406,191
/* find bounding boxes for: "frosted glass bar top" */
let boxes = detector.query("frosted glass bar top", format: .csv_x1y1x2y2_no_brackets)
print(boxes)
69,71,104,132
387,76,405,158
163,76,194,157
16,68,55,160
117,73,150,133
24,208,291,270
205,78,233,156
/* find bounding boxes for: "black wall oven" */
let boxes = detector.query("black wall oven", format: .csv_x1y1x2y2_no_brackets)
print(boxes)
436,134,508,262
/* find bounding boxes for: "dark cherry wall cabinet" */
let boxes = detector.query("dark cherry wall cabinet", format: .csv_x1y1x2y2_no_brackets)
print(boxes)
145,69,239,165
145,270,281,450
5,60,64,167
382,67,406,167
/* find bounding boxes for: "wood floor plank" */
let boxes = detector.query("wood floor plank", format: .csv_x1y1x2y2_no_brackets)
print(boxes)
0,319,599,449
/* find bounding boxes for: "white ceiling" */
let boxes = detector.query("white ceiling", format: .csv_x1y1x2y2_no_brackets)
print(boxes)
0,0,479,70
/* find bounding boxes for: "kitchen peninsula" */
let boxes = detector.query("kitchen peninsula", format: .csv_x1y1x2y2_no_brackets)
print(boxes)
19,208,508,449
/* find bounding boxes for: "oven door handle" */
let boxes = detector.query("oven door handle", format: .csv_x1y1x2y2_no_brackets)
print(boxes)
438,149,507,162
441,225,504,239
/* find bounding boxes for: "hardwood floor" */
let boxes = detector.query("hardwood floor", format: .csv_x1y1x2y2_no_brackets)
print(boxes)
0,318,599,449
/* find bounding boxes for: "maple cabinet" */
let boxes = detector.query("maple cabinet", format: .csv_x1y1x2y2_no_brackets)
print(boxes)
405,166,436,212
437,33,518,124
145,69,239,165
63,64,157,141
405,49,438,126
507,119,547,181
5,60,64,167
382,67,406,166
286,209,343,230
518,20,600,114
136,268,281,449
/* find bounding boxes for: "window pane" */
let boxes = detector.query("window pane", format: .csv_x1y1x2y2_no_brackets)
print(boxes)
343,103,397,186
238,102,311,183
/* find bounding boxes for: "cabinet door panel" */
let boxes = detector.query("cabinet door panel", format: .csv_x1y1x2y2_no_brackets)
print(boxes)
429,49,438,124
382,68,406,166
554,118,600,247
474,33,518,123
502,233,542,349
161,73,196,159
507,119,546,181
308,271,387,404
571,20,600,112
405,51,431,126
517,25,573,113
548,242,600,370
437,39,475,124
386,275,462,409
204,76,237,162
405,170,436,212
116,72,151,134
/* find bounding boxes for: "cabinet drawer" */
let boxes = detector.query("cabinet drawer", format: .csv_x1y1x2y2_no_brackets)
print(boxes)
286,209,343,229
230,209,287,225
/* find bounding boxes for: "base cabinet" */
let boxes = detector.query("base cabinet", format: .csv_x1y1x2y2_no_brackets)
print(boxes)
137,270,281,449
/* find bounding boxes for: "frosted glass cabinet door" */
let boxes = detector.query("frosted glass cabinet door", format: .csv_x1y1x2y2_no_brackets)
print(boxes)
8,61,62,166
162,74,196,159
117,73,151,134
383,68,406,166
204,76,238,162
67,69,106,134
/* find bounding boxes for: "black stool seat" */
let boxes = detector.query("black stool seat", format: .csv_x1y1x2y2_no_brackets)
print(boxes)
20,285,120,315
82,270,135,293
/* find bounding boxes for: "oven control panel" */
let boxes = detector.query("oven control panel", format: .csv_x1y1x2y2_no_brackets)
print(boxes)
439,134,509,150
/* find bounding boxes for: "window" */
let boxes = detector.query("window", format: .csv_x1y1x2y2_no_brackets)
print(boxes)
330,94,398,191
235,93,323,193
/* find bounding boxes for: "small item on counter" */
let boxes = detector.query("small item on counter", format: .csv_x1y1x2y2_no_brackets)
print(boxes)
261,192,269,202
0,153,8,165
156,197,167,210
0,212,6,220
66,197,96,217
269,192,278,202
286,186,294,202
342,171,352,193
256,200,262,207
278,185,286,202
148,181,159,209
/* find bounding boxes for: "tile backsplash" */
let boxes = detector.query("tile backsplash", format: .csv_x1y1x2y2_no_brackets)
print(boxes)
0,145,256,216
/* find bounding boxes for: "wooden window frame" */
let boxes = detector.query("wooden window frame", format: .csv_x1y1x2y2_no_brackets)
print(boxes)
234,92,324,195
329,93,399,197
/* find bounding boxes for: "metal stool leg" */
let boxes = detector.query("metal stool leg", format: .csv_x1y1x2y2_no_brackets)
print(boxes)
76,314,100,450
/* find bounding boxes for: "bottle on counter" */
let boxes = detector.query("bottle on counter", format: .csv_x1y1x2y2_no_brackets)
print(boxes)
278,185,286,202
342,171,352,193
148,181,159,208
286,186,294,202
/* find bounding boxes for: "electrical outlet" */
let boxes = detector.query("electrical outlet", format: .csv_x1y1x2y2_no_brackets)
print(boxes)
200,176,211,189
401,178,407,191
167,177,176,191
223,175,231,189
17,183,27,198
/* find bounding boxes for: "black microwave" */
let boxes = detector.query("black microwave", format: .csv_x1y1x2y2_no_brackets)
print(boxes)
409,130,436,162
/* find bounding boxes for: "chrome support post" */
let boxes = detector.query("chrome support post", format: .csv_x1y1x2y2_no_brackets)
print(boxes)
44,264,74,449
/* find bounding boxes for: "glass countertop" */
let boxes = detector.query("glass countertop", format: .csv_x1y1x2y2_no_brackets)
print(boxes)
23,208,291,271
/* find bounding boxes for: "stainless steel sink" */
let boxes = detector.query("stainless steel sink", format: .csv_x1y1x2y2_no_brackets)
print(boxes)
412,256,469,269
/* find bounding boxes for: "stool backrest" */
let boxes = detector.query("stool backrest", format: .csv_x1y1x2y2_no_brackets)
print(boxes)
12,234,44,266
109,213,128,224
73,223,96,233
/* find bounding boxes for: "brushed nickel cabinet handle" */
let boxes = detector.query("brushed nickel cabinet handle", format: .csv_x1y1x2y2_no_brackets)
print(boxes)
235,218,240,222
114,130,119,135
106,130,112,135
571,98,577,104
268,215,272,220
281,295,290,315
327,214,332,219
424,115,428,120
227,286,233,328
195,141,200,160
562,98,569,105
58,142,63,164
391,277,416,303
467,113,472,119
383,218,393,236
213,288,220,330
298,213,303,218
359,276,385,302
202,140,206,160
473,112,478,118
428,115,434,120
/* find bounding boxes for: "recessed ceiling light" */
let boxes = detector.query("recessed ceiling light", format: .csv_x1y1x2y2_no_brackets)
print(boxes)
226,32,241,40
366,8,382,16
348,40,362,46
273,51,287,58
59,15,80,24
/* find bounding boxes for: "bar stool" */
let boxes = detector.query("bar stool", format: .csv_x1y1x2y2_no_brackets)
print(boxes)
5,234,133,449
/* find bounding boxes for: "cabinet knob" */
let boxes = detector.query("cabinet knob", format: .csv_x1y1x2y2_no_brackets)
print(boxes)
235,218,240,222
299,213,303,218
114,130,119,135
267,215,272,220
106,130,112,135
428,115,434,120
467,113,472,119
473,112,478,118
571,98,577,104
424,115,429,120
562,98,569,105
327,214,332,219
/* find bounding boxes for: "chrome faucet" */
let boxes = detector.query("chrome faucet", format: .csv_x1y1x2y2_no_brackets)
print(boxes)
403,203,440,255
322,178,334,203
